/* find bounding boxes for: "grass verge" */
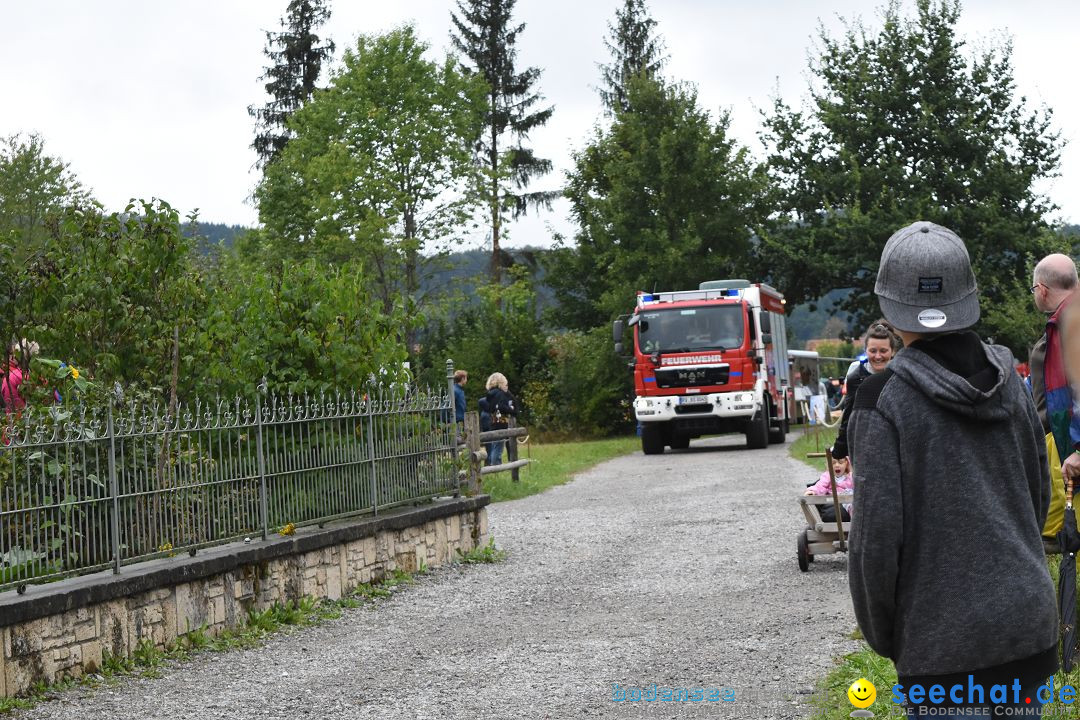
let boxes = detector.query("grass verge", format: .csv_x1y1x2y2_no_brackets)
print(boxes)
809,639,904,719
0,543,506,714
788,424,838,473
812,632,1080,719
482,435,639,502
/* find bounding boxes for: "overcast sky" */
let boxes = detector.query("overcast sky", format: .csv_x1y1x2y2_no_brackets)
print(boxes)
2,1,1077,250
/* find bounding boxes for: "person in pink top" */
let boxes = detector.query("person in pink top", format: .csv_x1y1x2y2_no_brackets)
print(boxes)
804,455,853,522
1,339,39,412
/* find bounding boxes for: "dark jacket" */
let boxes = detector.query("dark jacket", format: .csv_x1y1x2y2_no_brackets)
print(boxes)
478,396,491,431
831,361,871,460
453,383,466,423
848,331,1056,688
484,387,516,428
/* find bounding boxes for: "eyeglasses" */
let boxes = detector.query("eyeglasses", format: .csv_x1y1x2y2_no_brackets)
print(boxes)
1030,283,1044,294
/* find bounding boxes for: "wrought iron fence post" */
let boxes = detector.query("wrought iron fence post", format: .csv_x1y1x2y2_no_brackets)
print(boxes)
446,358,456,428
446,359,461,496
367,393,378,516
107,387,121,574
255,378,270,541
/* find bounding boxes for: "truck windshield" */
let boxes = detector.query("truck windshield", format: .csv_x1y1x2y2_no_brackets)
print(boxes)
636,305,745,354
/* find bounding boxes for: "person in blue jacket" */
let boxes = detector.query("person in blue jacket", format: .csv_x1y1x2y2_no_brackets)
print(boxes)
452,370,468,427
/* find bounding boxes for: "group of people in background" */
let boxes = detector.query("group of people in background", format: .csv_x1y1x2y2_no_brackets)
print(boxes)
452,369,517,466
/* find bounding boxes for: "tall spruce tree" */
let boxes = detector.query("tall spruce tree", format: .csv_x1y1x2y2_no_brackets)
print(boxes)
598,0,667,114
249,0,336,169
450,0,556,284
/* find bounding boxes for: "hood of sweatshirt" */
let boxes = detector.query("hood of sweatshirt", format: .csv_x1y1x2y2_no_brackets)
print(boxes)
887,331,1016,421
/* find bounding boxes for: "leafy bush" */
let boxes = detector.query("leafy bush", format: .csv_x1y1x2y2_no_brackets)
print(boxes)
417,268,547,421
191,252,407,398
522,327,633,438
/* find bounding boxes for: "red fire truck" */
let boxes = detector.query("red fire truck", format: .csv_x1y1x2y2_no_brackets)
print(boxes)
613,279,792,454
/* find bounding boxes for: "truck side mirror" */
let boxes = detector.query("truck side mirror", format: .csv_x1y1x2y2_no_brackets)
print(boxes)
614,342,623,355
613,318,624,344
762,333,773,345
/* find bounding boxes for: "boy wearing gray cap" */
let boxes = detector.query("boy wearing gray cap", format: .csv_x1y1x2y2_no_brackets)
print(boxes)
848,221,1057,715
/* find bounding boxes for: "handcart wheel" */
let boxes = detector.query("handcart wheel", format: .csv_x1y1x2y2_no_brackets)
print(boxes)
797,529,811,572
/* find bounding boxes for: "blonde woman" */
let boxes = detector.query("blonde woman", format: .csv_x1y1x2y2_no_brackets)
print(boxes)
482,372,516,466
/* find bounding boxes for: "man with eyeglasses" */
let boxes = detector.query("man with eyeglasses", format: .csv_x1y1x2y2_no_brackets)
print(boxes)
1030,253,1080,488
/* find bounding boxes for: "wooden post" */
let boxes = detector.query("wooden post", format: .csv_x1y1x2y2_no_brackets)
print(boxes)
464,411,482,495
508,417,520,482
825,447,846,552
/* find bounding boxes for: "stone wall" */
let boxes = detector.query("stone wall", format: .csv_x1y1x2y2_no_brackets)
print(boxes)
0,496,489,697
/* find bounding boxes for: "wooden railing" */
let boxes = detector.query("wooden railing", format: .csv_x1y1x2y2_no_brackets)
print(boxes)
460,412,530,493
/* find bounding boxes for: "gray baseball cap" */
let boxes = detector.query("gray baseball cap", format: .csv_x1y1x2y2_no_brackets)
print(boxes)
874,221,980,333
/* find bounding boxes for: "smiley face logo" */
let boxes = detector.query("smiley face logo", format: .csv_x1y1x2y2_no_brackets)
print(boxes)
847,678,877,709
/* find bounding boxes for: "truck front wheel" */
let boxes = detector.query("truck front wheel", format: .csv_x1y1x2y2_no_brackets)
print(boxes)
745,403,769,449
641,423,666,455
769,403,787,444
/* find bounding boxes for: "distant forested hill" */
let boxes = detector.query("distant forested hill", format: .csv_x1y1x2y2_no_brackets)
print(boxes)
421,247,555,315
186,222,250,254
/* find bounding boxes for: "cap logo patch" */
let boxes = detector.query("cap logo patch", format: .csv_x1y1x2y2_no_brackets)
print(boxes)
918,308,947,328
918,277,942,293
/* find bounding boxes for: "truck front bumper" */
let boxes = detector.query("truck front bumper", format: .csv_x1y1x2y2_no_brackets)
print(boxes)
633,391,758,423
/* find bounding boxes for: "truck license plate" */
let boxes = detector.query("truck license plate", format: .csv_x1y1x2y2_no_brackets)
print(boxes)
679,395,709,405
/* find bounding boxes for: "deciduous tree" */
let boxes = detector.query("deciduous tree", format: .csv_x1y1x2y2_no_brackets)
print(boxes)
759,0,1062,354
255,26,486,355
0,133,92,252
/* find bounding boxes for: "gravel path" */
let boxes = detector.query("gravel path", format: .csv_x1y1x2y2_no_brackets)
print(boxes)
18,433,860,719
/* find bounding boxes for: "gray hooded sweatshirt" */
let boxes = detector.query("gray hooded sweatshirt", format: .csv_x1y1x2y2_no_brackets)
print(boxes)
848,331,1057,685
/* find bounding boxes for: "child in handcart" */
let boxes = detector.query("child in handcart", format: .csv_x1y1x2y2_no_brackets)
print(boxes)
804,455,853,522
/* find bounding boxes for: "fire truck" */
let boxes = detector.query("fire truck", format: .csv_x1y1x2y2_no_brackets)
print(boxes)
613,279,792,454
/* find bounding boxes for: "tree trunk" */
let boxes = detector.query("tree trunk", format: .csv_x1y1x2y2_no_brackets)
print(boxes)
489,98,501,288
403,208,419,359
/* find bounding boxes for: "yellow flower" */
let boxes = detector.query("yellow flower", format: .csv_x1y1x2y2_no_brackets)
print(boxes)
70,367,79,379
279,523,296,536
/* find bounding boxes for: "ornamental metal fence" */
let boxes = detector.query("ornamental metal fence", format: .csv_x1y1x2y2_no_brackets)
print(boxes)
0,364,459,594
